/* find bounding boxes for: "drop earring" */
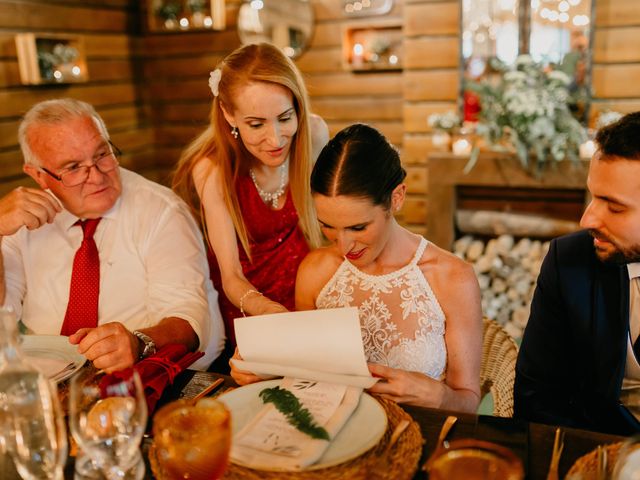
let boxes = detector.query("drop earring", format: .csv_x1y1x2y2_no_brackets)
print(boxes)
231,126,239,139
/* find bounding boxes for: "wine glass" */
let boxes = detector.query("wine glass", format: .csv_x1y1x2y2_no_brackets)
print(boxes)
152,398,231,480
10,377,68,480
69,367,147,480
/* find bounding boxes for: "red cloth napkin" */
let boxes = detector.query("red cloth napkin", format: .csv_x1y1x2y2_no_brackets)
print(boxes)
101,344,204,414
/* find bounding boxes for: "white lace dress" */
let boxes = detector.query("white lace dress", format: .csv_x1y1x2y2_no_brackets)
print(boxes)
316,237,447,380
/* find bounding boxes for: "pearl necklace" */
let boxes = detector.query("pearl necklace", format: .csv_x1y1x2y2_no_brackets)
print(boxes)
249,163,287,209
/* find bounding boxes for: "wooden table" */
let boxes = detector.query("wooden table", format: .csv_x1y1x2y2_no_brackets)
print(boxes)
1,369,626,479
164,371,625,480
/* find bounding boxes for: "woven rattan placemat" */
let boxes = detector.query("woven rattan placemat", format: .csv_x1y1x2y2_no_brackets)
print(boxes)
565,442,622,478
150,395,423,480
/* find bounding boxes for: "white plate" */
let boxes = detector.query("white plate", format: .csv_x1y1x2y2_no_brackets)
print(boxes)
20,335,86,383
218,379,387,471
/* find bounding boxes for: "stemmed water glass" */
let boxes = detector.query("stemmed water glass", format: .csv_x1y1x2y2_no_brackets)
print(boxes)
8,377,68,480
69,366,147,480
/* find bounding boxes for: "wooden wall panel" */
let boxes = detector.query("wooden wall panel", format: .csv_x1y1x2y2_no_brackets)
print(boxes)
400,197,427,224
309,22,342,48
306,72,403,97
597,0,640,27
0,2,130,32
404,37,459,69
591,0,640,123
592,64,640,98
405,165,427,194
404,2,458,36
593,27,640,63
404,70,459,101
312,97,402,121
295,47,343,73
403,135,435,165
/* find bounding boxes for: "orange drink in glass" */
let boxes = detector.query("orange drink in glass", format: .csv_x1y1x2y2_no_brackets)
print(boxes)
152,398,231,480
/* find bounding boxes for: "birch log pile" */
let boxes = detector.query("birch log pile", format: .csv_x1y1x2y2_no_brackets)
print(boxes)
454,234,550,341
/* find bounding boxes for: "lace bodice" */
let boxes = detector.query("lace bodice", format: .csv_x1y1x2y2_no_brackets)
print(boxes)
316,238,446,380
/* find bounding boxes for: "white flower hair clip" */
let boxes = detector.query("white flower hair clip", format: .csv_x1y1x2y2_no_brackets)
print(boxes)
209,68,222,97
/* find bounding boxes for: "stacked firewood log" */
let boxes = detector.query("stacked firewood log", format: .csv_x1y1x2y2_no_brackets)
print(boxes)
453,234,550,341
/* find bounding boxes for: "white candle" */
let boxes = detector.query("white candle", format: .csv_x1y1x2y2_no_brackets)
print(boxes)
352,43,364,67
452,138,472,156
579,140,596,159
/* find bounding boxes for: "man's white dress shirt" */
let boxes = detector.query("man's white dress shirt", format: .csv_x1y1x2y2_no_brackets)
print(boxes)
2,168,224,369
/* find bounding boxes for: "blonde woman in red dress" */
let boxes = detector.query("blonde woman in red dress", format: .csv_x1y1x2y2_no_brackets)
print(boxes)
173,44,328,369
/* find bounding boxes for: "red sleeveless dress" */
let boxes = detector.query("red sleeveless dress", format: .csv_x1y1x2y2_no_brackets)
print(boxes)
208,175,309,347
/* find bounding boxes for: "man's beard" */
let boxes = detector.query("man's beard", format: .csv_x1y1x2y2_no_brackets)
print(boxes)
589,229,640,264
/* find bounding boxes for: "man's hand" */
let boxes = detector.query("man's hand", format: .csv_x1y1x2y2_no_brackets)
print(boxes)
0,187,61,236
69,322,140,373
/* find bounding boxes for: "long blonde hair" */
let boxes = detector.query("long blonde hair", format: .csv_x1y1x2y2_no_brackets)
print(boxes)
173,43,322,258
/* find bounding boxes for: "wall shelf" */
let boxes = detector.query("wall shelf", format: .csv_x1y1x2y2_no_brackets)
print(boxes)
15,33,89,86
342,20,402,72
145,0,225,33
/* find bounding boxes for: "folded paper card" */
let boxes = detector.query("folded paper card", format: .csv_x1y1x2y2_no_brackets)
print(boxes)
231,377,363,470
231,307,377,388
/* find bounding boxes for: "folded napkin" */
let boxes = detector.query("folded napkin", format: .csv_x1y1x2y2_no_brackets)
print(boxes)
231,377,362,471
102,344,204,414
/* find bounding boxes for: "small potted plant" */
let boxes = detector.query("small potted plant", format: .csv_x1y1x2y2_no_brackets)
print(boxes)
37,43,79,82
188,0,207,28
157,1,181,29
427,110,461,151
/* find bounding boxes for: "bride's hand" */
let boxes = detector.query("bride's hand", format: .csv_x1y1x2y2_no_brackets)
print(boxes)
229,347,263,386
367,363,444,408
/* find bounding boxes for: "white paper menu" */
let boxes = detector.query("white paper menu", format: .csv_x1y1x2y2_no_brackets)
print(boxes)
231,307,377,388
231,377,364,470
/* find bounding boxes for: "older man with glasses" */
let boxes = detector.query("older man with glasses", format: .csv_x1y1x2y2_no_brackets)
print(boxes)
0,98,224,372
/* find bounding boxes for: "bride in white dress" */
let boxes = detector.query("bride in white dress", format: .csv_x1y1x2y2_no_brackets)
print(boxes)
296,124,482,413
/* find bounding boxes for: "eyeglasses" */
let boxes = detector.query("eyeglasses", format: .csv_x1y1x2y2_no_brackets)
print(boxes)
39,142,121,187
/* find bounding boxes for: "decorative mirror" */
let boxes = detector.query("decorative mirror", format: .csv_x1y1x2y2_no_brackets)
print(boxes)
461,0,595,123
237,0,314,59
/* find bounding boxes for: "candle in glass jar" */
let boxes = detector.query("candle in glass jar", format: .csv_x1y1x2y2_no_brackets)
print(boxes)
352,43,364,67
579,140,596,159
452,138,472,156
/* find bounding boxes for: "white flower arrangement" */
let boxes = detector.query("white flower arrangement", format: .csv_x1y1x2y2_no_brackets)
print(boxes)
467,55,587,173
427,110,461,133
595,110,623,130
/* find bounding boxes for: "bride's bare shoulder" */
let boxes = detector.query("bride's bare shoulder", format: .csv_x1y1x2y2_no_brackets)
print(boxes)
299,245,343,277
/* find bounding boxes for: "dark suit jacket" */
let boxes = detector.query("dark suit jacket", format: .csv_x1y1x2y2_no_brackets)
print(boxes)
514,230,640,435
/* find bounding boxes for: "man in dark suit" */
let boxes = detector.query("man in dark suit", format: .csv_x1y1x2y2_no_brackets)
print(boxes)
515,112,640,435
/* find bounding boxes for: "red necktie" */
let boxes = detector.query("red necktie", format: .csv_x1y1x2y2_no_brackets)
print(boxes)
60,218,102,336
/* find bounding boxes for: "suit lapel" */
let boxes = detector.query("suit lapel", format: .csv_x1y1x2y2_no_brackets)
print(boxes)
592,262,629,398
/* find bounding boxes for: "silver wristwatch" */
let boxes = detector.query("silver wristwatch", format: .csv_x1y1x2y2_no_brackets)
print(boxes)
133,330,156,360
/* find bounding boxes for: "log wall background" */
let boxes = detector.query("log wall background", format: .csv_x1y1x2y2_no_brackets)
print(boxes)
0,0,638,234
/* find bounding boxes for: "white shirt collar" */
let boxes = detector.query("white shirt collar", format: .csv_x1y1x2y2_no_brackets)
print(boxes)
45,188,121,232
628,263,640,279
